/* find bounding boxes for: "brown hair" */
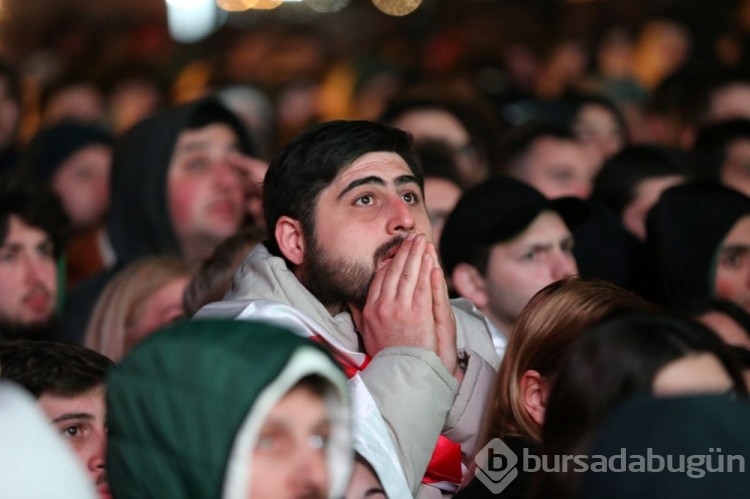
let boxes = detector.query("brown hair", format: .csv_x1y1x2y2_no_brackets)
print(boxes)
476,277,655,448
85,255,192,361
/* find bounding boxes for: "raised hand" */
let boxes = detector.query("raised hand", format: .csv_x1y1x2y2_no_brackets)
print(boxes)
354,233,458,376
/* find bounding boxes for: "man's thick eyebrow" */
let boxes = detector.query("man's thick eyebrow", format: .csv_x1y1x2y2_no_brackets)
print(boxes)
337,176,386,200
394,174,419,187
174,140,211,154
52,413,93,424
337,174,420,200
721,245,750,252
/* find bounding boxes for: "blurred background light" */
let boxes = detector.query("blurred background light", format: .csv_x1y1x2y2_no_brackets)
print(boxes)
371,0,422,16
302,0,350,13
166,0,224,43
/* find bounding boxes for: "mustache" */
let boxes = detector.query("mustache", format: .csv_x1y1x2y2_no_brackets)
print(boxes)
373,235,407,266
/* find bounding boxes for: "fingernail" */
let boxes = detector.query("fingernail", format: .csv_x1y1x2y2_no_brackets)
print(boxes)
406,232,416,241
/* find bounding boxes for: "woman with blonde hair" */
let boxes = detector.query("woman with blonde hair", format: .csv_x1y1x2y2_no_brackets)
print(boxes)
455,276,655,499
85,255,192,362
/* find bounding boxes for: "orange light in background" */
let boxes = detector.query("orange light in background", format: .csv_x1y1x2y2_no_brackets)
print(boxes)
371,0,422,16
216,0,259,11
250,0,284,9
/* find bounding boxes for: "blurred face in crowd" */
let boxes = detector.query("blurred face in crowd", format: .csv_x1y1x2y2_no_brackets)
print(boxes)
514,137,597,199
715,215,750,314
571,103,625,164
51,144,112,230
391,109,486,187
622,175,685,241
720,138,750,198
652,353,734,396
708,83,750,124
0,215,57,329
424,176,462,244
458,211,577,333
124,276,189,353
167,123,245,262
249,385,330,499
38,385,109,499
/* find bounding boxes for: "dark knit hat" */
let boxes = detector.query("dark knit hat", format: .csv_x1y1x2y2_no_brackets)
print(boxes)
439,175,589,273
22,121,113,184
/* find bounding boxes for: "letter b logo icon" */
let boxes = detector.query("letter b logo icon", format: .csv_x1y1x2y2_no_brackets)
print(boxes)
475,438,519,494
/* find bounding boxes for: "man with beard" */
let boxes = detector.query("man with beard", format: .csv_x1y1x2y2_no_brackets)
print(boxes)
197,120,499,499
0,339,113,498
0,173,67,339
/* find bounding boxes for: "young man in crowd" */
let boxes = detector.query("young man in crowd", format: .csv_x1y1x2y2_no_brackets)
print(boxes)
197,120,498,498
0,173,67,339
0,339,113,498
440,176,586,355
61,97,257,343
105,319,352,499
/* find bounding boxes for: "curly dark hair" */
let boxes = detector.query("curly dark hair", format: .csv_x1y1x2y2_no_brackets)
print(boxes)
0,172,68,257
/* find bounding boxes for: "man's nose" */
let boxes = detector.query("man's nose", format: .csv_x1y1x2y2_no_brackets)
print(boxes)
551,251,578,281
386,196,416,234
292,446,328,496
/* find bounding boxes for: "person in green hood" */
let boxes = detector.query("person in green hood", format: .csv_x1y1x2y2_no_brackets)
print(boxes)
106,319,352,499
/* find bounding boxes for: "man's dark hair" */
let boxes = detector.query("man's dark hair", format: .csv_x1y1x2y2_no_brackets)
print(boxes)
593,145,691,217
262,120,423,259
0,339,113,398
0,172,68,257
692,118,750,182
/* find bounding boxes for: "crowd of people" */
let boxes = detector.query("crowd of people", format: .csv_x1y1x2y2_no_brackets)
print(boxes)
2,4,750,498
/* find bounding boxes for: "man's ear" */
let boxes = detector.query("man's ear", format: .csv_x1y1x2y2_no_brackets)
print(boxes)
275,216,305,265
452,263,489,308
520,369,549,427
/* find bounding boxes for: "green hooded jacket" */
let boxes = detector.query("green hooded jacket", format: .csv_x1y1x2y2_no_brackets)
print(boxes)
106,319,352,499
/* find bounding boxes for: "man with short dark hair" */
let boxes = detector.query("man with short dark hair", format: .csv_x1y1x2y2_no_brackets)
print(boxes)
198,120,498,498
0,173,67,339
0,339,113,498
441,176,587,350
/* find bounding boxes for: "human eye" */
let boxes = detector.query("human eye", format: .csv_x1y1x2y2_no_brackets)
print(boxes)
184,155,209,172
60,423,88,441
522,249,538,262
354,194,374,206
256,429,292,456
401,191,420,204
720,248,747,269
0,247,17,263
561,238,575,254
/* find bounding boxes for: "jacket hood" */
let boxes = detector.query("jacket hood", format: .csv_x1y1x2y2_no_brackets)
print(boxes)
646,182,750,309
107,97,254,265
106,319,352,499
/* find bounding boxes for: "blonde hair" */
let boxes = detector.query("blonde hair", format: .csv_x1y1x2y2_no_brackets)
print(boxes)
84,255,191,362
478,277,654,447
